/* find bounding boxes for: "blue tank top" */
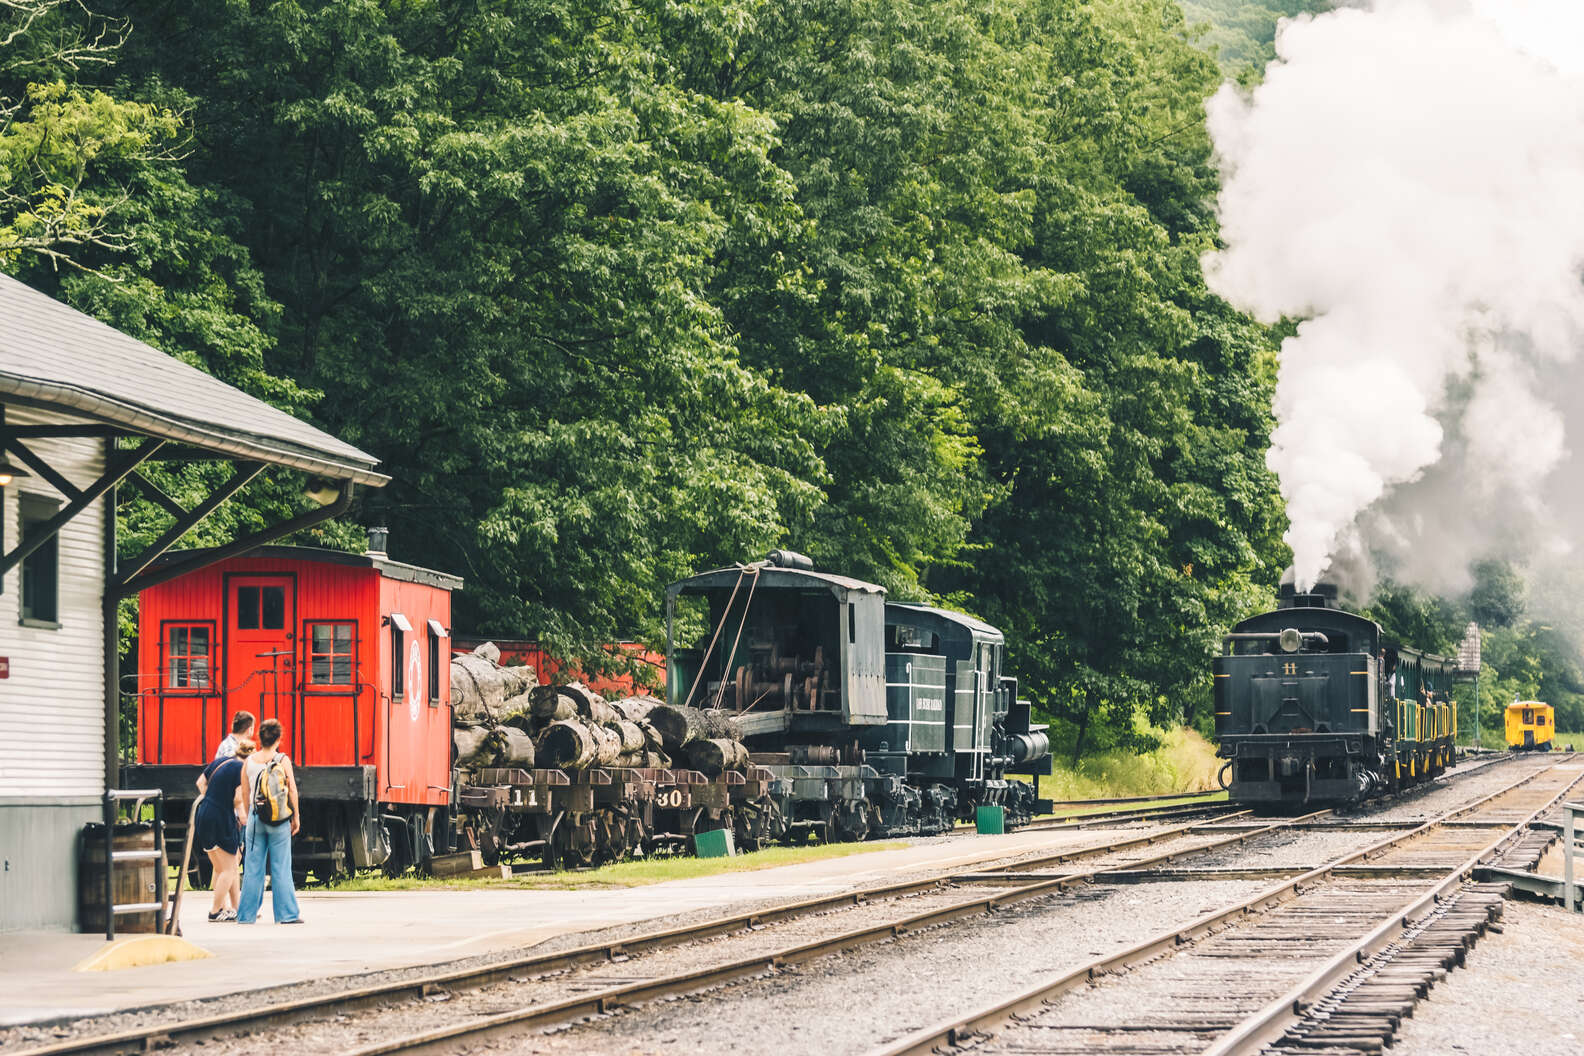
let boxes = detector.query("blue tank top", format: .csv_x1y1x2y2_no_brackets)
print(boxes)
201,757,245,812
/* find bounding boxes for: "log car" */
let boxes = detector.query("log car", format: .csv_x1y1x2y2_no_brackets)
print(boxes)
454,764,771,867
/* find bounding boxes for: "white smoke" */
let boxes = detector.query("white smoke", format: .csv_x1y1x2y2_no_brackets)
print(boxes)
1203,0,1584,591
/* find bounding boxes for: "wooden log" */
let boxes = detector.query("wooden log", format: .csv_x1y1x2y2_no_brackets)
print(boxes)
536,720,597,768
613,720,646,754
451,644,538,724
453,725,498,769
498,688,535,723
685,738,749,777
647,704,705,751
496,725,536,769
529,684,577,721
637,720,665,753
648,704,743,751
428,850,485,877
535,719,623,770
700,709,742,741
611,695,661,722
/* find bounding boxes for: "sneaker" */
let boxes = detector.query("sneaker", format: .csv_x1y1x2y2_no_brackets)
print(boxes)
279,918,304,924
219,909,237,921
207,910,224,922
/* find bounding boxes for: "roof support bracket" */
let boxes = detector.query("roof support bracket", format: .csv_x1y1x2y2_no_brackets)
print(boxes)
4,437,85,501
117,483,355,599
125,470,188,520
0,437,166,578
114,461,268,590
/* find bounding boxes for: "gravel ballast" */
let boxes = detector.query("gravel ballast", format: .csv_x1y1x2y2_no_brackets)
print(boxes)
1390,898,1584,1056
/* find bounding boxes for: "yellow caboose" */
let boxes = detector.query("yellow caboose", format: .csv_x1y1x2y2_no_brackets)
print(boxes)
1505,700,1555,751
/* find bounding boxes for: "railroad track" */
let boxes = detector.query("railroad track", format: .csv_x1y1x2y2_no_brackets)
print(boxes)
20,755,1526,1056
14,802,1291,1056
871,758,1580,1056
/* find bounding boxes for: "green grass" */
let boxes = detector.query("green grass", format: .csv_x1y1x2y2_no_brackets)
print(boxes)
1032,727,1224,801
325,840,907,892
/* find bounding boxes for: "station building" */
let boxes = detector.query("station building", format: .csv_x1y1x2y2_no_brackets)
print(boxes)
0,273,386,931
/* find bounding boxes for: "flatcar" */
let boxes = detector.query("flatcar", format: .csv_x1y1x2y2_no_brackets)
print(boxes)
1505,700,1554,751
1213,582,1458,805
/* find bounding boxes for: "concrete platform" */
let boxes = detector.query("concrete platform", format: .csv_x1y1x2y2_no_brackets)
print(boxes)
0,824,1111,1028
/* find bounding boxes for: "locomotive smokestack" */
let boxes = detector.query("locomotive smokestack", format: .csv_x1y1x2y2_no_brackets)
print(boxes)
1277,580,1340,610
365,525,389,558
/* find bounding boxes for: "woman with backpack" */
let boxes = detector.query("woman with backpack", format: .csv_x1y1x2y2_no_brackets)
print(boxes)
194,737,253,920
237,718,304,924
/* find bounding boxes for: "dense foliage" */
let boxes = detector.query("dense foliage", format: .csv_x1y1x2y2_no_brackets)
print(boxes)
14,0,1564,762
1363,566,1584,742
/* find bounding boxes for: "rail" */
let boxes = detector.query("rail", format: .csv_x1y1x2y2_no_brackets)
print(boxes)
17,800,1301,1056
1206,767,1582,1055
869,759,1568,1056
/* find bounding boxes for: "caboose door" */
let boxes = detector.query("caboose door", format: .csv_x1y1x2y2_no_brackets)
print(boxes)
225,574,298,757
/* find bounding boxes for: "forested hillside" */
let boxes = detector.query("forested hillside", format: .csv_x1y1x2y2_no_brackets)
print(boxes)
2,0,1572,760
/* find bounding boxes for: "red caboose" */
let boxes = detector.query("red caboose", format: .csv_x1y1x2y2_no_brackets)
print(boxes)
124,531,463,877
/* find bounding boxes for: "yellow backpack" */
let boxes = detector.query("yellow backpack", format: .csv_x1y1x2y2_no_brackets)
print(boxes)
253,755,292,823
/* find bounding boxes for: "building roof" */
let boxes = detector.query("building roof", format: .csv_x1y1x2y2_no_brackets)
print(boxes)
0,273,388,486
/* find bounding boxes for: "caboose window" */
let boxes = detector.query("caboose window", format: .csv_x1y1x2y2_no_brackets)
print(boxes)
167,624,212,689
309,622,354,685
390,619,406,695
236,585,286,630
427,619,448,703
260,586,285,629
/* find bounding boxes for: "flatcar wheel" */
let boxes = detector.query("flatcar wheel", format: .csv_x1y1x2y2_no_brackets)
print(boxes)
476,807,504,867
823,804,849,848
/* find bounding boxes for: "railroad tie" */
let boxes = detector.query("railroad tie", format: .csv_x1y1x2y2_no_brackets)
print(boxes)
1263,883,1509,1056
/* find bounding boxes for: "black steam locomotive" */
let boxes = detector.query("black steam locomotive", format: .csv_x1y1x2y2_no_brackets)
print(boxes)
666,551,1053,839
1213,583,1459,806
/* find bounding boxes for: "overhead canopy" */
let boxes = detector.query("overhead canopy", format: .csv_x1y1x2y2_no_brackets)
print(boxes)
0,272,387,486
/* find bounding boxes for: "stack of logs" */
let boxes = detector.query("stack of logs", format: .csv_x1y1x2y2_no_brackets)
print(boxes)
449,642,750,777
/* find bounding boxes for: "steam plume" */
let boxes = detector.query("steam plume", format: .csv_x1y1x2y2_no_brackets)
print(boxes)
1203,0,1584,591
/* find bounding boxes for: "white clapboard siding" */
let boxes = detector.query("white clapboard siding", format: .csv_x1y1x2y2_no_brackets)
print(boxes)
0,405,106,798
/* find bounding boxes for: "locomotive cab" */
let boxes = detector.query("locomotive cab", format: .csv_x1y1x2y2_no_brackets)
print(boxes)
1214,582,1459,806
1214,594,1381,804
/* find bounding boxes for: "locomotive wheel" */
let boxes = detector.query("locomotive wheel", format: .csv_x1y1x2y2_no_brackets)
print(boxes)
839,799,870,843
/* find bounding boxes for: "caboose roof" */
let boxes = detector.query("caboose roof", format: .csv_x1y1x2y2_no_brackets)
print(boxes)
147,544,463,591
0,273,387,485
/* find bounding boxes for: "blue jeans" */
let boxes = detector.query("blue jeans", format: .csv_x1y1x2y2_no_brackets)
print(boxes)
238,814,300,923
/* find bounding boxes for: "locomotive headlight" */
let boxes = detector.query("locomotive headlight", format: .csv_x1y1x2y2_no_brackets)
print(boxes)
1279,627,1303,653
